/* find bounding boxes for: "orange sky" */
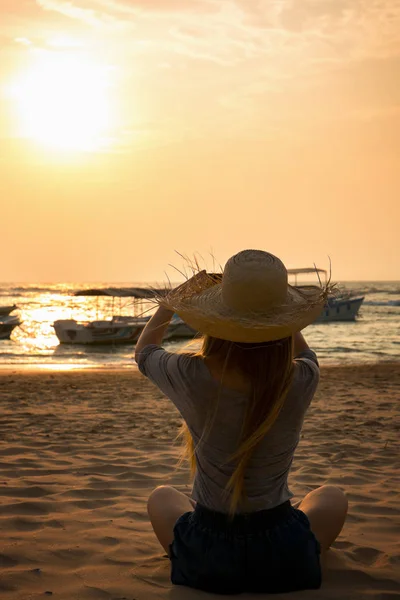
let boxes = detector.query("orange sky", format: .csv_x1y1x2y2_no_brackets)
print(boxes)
1,0,399,282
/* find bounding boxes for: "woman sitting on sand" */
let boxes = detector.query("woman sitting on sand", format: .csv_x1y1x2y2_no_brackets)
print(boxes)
135,249,348,595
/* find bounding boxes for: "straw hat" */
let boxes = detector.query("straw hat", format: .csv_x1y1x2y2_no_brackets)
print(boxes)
161,250,329,343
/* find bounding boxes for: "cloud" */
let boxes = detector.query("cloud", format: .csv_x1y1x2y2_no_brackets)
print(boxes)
95,0,218,14
36,0,127,30
28,0,400,72
2,0,400,146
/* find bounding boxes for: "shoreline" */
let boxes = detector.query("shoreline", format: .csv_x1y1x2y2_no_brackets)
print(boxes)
0,359,398,374
0,363,136,373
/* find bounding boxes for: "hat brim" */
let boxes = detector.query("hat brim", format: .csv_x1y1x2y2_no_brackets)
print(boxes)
163,277,326,343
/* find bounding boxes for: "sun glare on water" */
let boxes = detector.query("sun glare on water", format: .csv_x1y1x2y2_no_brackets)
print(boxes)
11,50,114,152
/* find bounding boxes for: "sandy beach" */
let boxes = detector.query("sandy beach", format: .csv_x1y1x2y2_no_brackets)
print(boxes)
0,363,399,600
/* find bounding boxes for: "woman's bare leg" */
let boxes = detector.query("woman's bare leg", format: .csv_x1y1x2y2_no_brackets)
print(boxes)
298,485,348,553
147,485,194,554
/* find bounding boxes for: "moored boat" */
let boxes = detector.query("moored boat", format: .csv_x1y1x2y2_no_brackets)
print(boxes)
162,314,197,341
0,304,18,316
315,295,365,322
0,315,21,340
0,304,21,339
288,268,365,322
53,287,197,345
53,317,149,345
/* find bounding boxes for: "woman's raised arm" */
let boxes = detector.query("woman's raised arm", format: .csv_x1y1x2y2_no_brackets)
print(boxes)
293,331,310,357
134,306,174,361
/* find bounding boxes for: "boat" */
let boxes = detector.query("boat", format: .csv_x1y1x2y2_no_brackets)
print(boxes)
163,314,197,340
0,315,21,340
53,317,149,345
315,295,365,322
0,305,21,339
287,268,365,322
53,287,197,345
0,304,18,316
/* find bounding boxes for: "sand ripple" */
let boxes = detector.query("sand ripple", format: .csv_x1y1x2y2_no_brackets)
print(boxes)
0,365,399,599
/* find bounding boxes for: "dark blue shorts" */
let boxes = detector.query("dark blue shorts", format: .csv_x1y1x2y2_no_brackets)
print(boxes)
169,501,321,595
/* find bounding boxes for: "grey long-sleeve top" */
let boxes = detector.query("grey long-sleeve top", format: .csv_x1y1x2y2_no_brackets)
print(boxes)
137,345,319,513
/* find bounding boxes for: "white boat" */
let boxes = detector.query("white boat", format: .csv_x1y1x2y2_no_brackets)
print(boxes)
53,317,149,345
53,287,197,345
54,314,197,345
288,268,365,322
315,295,365,322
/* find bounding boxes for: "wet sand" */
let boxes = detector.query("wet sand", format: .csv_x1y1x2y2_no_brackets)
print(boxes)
0,363,399,599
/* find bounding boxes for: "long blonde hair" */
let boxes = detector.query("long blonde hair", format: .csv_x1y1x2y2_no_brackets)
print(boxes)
180,334,294,515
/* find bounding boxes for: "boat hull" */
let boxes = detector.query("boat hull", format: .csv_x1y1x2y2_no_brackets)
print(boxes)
53,319,146,345
53,315,197,345
163,320,197,341
0,315,21,340
315,297,364,323
0,304,18,316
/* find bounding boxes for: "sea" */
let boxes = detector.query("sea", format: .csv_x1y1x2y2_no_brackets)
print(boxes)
0,282,399,369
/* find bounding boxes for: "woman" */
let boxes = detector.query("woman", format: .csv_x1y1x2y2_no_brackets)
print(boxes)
135,249,347,594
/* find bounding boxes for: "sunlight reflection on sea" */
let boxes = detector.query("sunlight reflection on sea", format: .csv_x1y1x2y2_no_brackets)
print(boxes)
0,281,399,367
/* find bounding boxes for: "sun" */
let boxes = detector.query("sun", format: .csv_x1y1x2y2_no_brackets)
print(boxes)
11,50,114,152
